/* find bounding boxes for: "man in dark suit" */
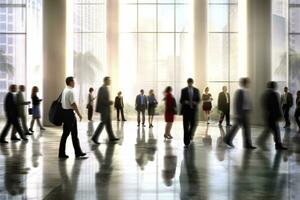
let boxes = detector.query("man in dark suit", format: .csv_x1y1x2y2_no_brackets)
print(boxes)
91,77,119,144
257,82,287,150
135,89,147,127
223,78,256,149
281,86,293,128
0,84,27,143
114,91,126,121
218,86,231,127
180,78,200,148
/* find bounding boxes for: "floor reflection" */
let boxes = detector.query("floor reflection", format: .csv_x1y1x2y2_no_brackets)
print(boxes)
162,140,177,187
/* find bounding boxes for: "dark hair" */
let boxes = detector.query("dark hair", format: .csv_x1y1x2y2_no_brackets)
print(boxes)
164,86,172,93
118,91,122,95
140,89,144,93
284,86,288,90
267,81,277,90
19,85,25,90
239,77,250,87
9,84,17,92
89,87,94,93
103,76,110,83
31,86,38,97
65,76,74,86
187,78,194,84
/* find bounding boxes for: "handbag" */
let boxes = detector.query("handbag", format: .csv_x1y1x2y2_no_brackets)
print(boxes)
171,98,178,115
48,93,63,126
28,107,33,115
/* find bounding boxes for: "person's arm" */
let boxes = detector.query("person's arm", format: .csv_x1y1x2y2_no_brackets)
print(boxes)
194,89,201,104
217,93,222,110
71,103,82,121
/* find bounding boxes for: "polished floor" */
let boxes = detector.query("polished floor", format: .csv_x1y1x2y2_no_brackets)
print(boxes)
0,118,300,200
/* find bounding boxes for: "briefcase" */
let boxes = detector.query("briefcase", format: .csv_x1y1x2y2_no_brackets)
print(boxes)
49,93,63,126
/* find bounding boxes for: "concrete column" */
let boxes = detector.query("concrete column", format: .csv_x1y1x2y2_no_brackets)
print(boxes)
107,0,119,96
247,0,272,125
43,0,67,126
193,0,207,90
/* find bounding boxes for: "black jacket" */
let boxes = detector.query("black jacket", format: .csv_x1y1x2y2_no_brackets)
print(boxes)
179,87,201,114
114,96,124,109
281,92,293,108
218,92,230,112
4,92,18,119
262,89,283,121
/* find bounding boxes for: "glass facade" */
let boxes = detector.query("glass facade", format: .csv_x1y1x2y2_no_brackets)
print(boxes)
119,0,193,111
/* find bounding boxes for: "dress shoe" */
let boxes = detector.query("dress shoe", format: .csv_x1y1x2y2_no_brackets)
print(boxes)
40,127,46,131
275,144,288,150
223,139,235,148
21,137,28,141
91,138,100,145
25,132,32,135
76,153,87,158
244,146,257,150
29,128,34,133
184,145,189,149
122,119,127,121
0,140,8,143
58,154,69,159
11,137,21,141
110,138,120,142
226,124,232,127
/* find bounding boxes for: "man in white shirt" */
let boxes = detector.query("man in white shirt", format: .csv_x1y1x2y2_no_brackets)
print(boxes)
58,76,86,158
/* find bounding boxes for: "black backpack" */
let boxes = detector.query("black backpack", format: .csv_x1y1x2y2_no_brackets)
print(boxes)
49,93,63,126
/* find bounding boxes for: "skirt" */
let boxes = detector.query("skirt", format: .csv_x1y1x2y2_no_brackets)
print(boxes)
164,113,174,123
202,102,212,111
148,105,156,116
32,105,41,118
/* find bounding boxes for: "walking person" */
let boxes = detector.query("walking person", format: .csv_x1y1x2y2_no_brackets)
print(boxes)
87,87,95,121
0,85,27,143
294,90,300,133
218,86,231,127
202,87,213,124
58,76,86,158
91,77,119,145
29,86,45,133
11,85,31,140
164,86,176,139
135,89,147,127
281,86,293,128
257,81,287,150
148,89,158,128
114,91,126,121
223,78,256,149
180,78,201,148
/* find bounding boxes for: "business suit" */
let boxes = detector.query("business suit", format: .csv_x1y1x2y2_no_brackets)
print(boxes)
135,94,148,125
92,85,116,142
258,89,284,148
0,92,25,142
218,92,230,125
87,93,94,121
114,96,125,121
224,89,253,148
281,92,293,127
179,87,200,146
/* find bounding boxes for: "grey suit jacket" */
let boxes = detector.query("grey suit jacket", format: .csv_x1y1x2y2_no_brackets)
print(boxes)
16,91,27,115
95,86,112,115
135,94,148,111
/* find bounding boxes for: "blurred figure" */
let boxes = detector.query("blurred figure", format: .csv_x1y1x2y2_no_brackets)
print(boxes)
202,87,213,124
135,127,148,170
29,86,45,133
164,86,176,139
0,84,27,143
147,128,157,161
281,86,293,128
180,78,201,148
162,141,177,187
11,85,31,140
86,87,95,121
147,89,158,128
223,78,256,149
58,77,86,158
114,91,126,121
294,90,300,133
135,89,147,127
218,86,231,127
257,81,287,150
91,77,119,145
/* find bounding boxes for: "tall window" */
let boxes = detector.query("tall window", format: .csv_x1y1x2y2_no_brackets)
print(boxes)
73,0,106,110
119,0,193,109
207,0,239,110
289,0,300,94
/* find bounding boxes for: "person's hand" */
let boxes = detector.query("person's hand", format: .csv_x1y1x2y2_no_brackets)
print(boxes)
110,101,114,105
184,100,190,104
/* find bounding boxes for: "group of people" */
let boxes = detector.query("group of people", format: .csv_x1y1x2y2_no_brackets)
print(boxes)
0,85,44,143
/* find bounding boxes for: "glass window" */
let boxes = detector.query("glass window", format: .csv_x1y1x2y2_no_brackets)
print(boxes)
138,5,156,32
289,7,300,33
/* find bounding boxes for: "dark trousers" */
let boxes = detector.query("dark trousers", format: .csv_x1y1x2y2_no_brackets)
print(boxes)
59,110,83,156
258,118,282,146
183,109,197,146
116,108,125,121
282,104,291,126
224,113,252,147
219,107,230,125
295,108,300,130
137,110,145,125
87,105,93,121
92,112,115,141
0,116,24,140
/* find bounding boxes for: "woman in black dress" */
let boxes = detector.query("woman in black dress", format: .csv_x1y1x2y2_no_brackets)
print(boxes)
202,87,213,124
29,86,45,133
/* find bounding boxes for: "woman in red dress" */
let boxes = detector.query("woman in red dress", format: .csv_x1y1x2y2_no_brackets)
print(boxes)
164,86,177,139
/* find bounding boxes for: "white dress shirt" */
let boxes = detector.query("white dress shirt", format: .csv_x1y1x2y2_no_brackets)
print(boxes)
61,86,76,109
